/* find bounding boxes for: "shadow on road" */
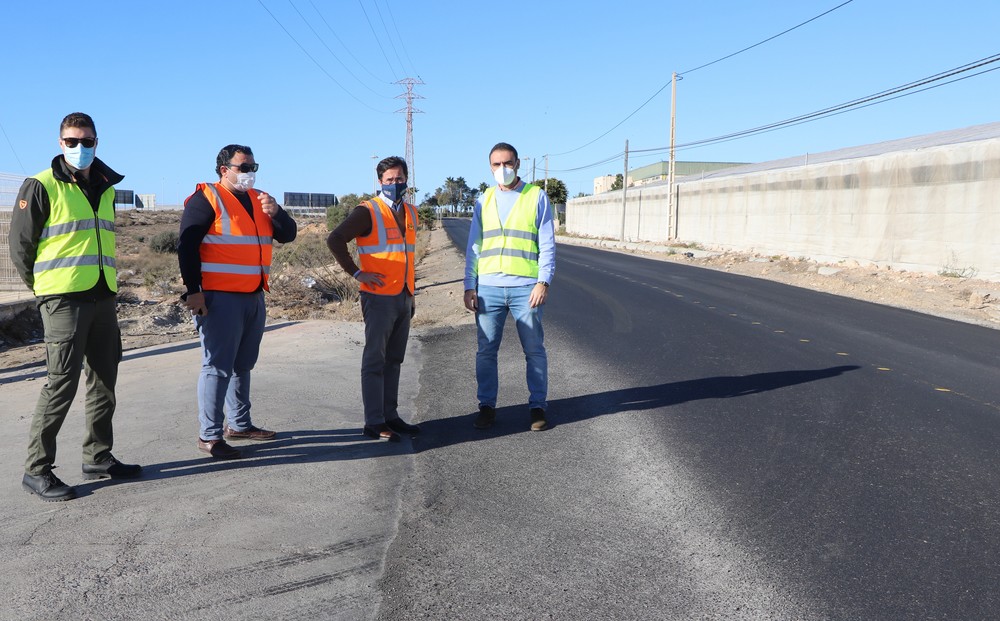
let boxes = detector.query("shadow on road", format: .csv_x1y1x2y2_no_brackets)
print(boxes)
412,365,861,452
71,427,407,497
70,364,862,495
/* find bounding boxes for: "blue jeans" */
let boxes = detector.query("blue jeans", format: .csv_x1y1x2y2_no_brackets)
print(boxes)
475,284,547,410
194,291,266,440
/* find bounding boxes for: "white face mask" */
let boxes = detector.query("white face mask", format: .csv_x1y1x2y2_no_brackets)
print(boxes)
232,171,255,192
493,165,516,186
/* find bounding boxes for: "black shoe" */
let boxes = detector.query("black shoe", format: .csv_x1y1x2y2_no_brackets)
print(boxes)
22,471,76,502
363,424,401,442
474,405,496,429
82,456,143,480
386,418,420,435
530,408,548,431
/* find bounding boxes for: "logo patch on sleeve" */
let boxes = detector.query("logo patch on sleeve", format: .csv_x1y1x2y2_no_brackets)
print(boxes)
18,199,27,209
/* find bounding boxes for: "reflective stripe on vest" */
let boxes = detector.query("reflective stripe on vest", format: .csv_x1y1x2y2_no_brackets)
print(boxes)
477,184,541,278
192,182,274,293
31,167,117,296
355,197,418,296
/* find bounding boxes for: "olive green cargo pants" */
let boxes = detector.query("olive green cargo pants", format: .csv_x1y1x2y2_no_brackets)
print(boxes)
25,295,122,475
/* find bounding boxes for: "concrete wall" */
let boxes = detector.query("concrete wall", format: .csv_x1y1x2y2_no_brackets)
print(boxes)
566,185,672,244
567,137,1000,281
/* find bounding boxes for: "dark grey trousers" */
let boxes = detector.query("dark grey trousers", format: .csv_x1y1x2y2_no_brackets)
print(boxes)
25,295,121,475
359,290,412,426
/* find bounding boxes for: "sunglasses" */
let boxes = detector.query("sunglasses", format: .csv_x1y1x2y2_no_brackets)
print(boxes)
227,162,260,173
62,137,96,148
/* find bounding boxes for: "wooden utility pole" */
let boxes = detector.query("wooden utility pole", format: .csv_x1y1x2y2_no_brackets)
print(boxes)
620,139,629,242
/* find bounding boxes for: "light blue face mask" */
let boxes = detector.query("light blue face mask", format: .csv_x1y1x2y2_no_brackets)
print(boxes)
64,144,96,170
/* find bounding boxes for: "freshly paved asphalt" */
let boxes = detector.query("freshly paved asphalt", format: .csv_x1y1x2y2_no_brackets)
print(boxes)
3,220,1000,619
376,220,1000,619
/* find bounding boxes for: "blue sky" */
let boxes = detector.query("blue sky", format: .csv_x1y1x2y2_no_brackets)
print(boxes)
1,1,997,206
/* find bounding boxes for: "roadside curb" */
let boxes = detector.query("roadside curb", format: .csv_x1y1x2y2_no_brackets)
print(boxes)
555,234,717,258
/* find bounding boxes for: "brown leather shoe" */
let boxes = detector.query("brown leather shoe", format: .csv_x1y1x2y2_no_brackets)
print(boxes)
223,424,276,441
197,438,243,459
363,424,401,442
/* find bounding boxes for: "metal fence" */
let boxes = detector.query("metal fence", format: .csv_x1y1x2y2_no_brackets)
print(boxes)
1,173,28,290
0,210,24,290
1,172,26,209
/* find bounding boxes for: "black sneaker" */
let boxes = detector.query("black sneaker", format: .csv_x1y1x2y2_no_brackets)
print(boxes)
474,405,496,429
22,471,77,502
530,408,548,431
386,418,421,435
82,456,143,480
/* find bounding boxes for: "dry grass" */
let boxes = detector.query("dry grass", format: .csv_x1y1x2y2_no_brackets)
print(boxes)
111,211,432,321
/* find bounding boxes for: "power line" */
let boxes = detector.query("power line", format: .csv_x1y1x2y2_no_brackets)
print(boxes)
358,0,401,82
256,0,390,112
372,0,409,78
381,0,419,78
549,53,1000,172
545,84,670,157
679,0,854,75
672,65,1000,154
675,53,1000,150
0,117,26,174
547,152,626,174
546,0,856,159
307,0,393,83
287,0,393,98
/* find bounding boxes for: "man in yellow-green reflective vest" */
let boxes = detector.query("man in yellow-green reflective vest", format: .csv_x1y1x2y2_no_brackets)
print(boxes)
464,142,557,432
8,112,142,502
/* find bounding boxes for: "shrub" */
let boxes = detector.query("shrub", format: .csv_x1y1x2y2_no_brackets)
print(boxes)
418,206,435,229
150,231,179,254
326,205,352,231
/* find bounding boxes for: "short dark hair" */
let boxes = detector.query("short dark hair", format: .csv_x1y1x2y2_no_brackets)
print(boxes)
377,156,408,182
489,142,518,161
60,112,96,136
216,144,253,178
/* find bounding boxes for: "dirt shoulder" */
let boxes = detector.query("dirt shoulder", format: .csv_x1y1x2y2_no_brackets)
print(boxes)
3,216,998,373
557,236,1000,330
0,216,471,371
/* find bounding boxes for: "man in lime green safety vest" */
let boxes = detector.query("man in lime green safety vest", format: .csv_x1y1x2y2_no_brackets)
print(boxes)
463,142,557,432
8,112,142,502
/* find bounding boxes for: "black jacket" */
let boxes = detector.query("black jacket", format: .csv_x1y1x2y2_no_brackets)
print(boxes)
8,155,124,299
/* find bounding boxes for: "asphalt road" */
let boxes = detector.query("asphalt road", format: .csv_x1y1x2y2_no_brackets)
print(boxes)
378,219,1000,620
